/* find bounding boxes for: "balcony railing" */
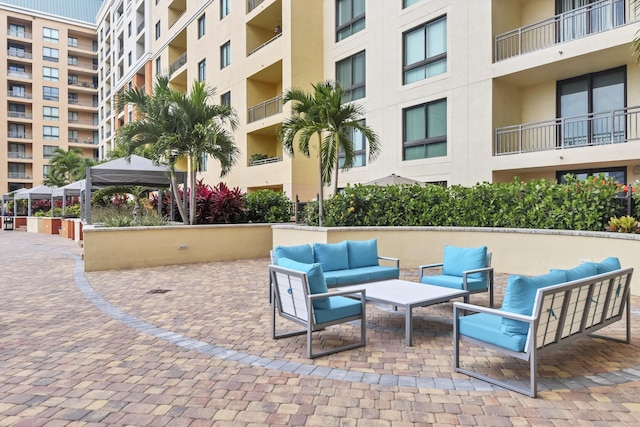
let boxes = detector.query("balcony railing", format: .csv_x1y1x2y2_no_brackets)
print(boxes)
8,173,32,180
69,80,97,89
249,156,283,167
7,91,32,99
68,40,98,52
248,31,283,56
8,132,31,139
68,60,99,71
495,0,637,61
247,95,282,123
7,29,32,39
8,111,32,119
7,49,32,59
8,70,32,80
495,105,640,155
8,152,32,160
137,22,144,34
169,52,187,75
69,118,98,126
248,0,266,13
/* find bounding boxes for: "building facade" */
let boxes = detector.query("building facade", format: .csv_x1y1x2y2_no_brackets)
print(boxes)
0,0,102,193
5,0,640,201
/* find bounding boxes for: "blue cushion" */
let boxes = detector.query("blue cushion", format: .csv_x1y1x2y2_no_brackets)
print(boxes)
421,274,486,291
501,270,566,335
323,266,400,287
595,257,621,274
442,246,487,279
551,262,598,282
347,239,379,269
313,241,349,272
458,313,527,353
277,258,329,309
313,295,362,324
273,244,313,265
363,266,400,282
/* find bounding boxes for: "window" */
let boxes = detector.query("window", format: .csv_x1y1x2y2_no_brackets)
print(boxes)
69,130,79,142
9,163,26,178
68,56,79,66
198,59,206,81
557,0,625,42
338,121,367,168
43,106,59,121
336,0,365,41
9,143,26,158
43,27,59,43
9,104,25,114
43,126,60,140
128,52,132,66
69,112,79,121
68,37,78,47
43,86,59,101
198,14,206,38
403,98,447,160
43,165,51,177
9,123,26,138
8,43,26,57
43,47,59,62
127,22,132,37
9,23,25,37
9,84,25,97
9,63,25,73
336,51,365,102
68,93,78,104
43,145,57,159
557,167,626,185
403,16,447,84
221,91,231,107
155,21,161,39
220,0,230,19
68,74,78,84
403,0,421,8
155,57,161,74
557,66,626,147
198,154,208,172
43,67,59,82
220,41,230,69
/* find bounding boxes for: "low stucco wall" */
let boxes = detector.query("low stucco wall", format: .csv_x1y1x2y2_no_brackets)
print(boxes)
83,223,273,272
26,217,43,233
272,225,640,296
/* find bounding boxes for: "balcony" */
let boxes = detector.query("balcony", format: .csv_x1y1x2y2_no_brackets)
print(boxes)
137,22,144,34
8,173,32,180
8,111,32,120
68,99,97,108
69,118,98,126
7,29,32,40
8,152,32,160
8,70,32,80
68,80,98,89
495,0,638,61
68,60,98,71
7,91,32,100
68,40,98,52
169,52,187,76
495,105,640,155
8,132,32,140
247,95,282,123
249,155,282,167
248,0,266,13
248,31,282,56
7,49,32,59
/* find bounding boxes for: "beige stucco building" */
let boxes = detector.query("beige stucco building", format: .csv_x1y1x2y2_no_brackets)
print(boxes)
4,0,640,201
0,0,102,194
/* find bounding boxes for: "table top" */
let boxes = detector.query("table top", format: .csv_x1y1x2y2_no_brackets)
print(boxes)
335,279,469,307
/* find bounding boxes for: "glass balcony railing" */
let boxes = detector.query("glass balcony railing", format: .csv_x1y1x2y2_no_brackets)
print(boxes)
247,95,282,123
169,52,187,76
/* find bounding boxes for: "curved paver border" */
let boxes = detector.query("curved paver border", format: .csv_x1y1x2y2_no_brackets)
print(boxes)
70,252,640,394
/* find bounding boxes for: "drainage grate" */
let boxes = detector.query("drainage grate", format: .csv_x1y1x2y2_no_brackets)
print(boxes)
147,288,171,294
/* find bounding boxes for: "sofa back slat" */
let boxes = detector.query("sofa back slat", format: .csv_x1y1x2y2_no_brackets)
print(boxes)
273,270,310,322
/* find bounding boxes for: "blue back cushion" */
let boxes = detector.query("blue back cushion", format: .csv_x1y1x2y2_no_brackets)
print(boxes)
551,262,598,282
501,270,567,335
347,239,379,269
313,241,349,272
442,245,487,279
595,257,621,274
277,257,329,309
273,244,314,265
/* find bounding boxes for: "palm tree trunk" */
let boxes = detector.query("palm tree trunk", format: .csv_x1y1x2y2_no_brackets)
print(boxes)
189,156,197,225
317,131,324,227
333,155,340,196
170,170,189,225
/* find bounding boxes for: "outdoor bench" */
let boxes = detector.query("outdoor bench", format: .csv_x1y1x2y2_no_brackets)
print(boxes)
271,239,400,288
453,257,633,397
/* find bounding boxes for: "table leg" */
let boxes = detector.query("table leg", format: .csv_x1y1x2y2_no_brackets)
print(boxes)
405,306,413,346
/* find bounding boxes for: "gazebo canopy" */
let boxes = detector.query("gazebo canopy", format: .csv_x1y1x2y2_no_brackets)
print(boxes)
52,179,85,198
13,185,53,200
363,174,422,187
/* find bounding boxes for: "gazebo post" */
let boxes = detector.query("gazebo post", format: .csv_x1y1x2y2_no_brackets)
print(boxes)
85,167,93,224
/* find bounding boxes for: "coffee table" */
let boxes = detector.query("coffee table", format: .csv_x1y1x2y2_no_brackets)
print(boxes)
336,279,469,346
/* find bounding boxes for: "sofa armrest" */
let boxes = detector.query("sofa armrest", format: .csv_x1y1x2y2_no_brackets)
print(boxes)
378,256,400,268
418,263,444,280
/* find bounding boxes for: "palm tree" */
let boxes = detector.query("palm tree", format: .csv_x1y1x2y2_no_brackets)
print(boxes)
279,80,380,225
116,76,239,225
44,148,93,187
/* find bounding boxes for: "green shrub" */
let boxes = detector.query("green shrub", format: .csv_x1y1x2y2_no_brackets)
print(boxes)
244,190,292,223
64,204,81,218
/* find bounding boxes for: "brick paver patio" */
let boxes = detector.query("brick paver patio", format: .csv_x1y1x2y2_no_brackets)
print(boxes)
1,229,640,426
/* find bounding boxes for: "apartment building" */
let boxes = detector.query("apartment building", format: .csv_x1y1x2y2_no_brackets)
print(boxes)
0,0,102,194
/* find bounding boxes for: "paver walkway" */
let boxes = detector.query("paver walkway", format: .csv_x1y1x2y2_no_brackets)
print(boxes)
1,229,640,426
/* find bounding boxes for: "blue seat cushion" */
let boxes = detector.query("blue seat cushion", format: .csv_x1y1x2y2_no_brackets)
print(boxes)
313,241,350,272
551,262,598,282
595,257,621,274
277,258,329,309
501,270,567,335
314,295,362,324
459,313,527,353
421,274,486,291
323,266,400,287
273,244,314,265
442,245,487,280
347,239,379,269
